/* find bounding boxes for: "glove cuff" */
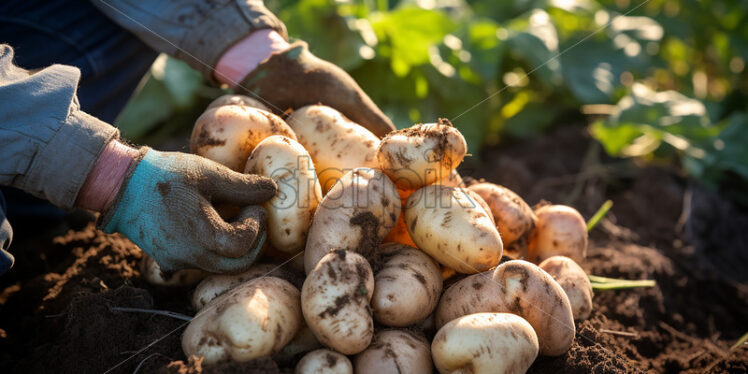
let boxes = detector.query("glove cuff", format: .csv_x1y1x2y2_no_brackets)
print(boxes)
98,147,150,233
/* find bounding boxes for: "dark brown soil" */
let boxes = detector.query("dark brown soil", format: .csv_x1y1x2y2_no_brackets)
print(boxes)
1,125,746,373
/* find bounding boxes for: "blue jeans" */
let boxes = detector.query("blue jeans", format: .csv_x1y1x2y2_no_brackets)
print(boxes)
0,0,158,274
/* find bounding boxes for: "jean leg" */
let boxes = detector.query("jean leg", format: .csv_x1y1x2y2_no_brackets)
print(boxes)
0,191,14,275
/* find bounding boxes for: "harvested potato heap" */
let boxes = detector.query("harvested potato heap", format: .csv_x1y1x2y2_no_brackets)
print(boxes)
150,96,597,373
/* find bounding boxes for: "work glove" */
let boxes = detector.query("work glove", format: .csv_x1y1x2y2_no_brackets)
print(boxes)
238,41,396,138
101,149,276,274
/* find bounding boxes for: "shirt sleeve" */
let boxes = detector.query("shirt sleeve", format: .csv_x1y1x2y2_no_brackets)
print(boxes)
0,44,119,209
90,0,287,83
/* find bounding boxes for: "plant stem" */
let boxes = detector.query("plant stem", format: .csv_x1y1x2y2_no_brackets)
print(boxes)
587,199,613,232
589,274,656,290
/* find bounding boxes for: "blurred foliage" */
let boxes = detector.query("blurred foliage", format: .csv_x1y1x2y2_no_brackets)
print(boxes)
117,0,747,190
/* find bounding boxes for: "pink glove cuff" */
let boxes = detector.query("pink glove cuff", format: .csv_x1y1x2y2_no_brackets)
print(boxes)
214,30,290,87
76,140,140,212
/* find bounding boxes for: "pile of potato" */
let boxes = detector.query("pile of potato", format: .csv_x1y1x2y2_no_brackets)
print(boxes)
143,95,595,374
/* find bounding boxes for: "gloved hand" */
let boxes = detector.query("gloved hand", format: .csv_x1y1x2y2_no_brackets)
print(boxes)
101,149,276,274
239,41,395,137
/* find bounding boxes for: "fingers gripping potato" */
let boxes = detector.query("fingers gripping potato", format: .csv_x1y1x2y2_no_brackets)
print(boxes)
354,330,433,374
206,94,270,111
285,105,380,193
245,136,323,254
301,250,375,355
304,168,400,274
296,349,353,374
528,204,588,264
182,277,302,364
377,119,467,191
467,183,535,246
371,244,443,327
432,313,539,374
190,105,296,171
404,185,503,274
140,253,208,286
191,263,294,310
539,256,593,320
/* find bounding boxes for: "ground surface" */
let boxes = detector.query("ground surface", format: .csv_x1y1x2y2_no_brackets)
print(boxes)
0,125,746,373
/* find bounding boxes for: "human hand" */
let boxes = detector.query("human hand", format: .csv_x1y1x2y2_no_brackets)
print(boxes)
96,146,276,273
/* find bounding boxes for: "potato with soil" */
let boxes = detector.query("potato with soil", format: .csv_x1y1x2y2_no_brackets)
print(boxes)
377,119,467,191
301,250,375,355
467,182,535,246
285,105,380,193
182,276,301,364
432,313,539,374
371,243,442,327
190,105,296,171
206,94,270,111
295,349,352,374
539,256,593,320
140,253,207,286
528,204,588,264
191,263,297,310
304,168,400,273
404,185,503,274
245,135,322,254
434,260,575,356
354,329,433,374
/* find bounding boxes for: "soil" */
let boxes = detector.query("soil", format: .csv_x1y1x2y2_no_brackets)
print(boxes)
1,125,746,373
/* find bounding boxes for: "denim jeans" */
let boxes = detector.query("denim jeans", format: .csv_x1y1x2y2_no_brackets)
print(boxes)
0,0,158,274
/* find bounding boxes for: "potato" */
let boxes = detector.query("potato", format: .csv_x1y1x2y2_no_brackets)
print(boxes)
191,263,294,310
434,260,575,356
296,349,353,374
377,119,467,191
493,260,575,356
301,250,374,355
140,254,208,286
304,168,400,273
438,169,465,188
404,185,503,274
354,330,433,374
274,324,322,366
286,105,380,193
245,135,322,253
467,183,535,246
432,313,538,374
206,94,270,111
539,256,593,320
371,244,442,327
182,277,301,364
528,205,588,264
435,272,504,329
190,105,296,171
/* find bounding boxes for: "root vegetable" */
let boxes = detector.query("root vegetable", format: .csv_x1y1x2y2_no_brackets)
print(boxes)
191,263,296,310
467,183,535,246
528,205,588,264
371,244,442,327
182,277,301,364
539,256,593,320
140,254,207,286
377,119,467,191
285,105,380,193
245,136,322,253
432,313,539,374
303,168,400,273
437,170,465,188
274,324,322,366
434,260,575,356
296,349,353,374
354,330,433,374
190,105,296,171
301,250,374,355
404,185,503,274
206,94,270,111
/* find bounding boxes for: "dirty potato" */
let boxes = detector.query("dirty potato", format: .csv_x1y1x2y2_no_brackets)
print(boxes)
245,135,322,254
295,349,352,374
539,256,593,320
304,168,400,274
404,185,503,274
206,94,270,111
377,119,467,191
182,277,301,364
354,330,433,374
371,244,442,327
467,183,535,246
190,105,296,171
434,272,504,329
191,263,296,310
301,250,375,355
285,105,380,193
140,253,207,286
528,205,588,264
